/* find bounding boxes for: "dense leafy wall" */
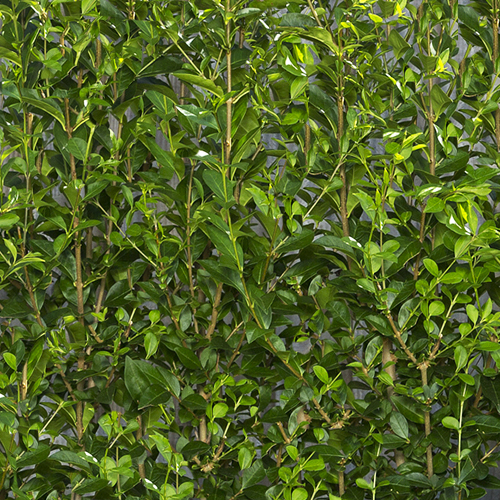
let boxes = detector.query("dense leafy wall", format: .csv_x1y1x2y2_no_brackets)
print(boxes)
1,0,500,499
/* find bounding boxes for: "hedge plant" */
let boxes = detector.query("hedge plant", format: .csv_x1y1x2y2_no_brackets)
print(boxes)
1,0,500,499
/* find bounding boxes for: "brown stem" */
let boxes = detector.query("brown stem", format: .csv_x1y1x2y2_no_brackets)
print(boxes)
338,469,345,497
304,122,311,167
337,27,352,281
136,415,146,479
187,165,199,334
413,208,427,280
338,65,348,240
474,354,492,408
64,99,76,180
76,354,85,443
95,38,101,69
199,415,208,444
55,364,77,401
276,422,291,444
420,363,433,477
386,313,418,365
65,95,85,453
383,338,405,466
226,331,245,369
266,338,331,425
239,26,244,49
206,283,223,340
276,445,283,468
494,1,500,151
306,0,323,27
24,268,43,327
225,2,232,166
21,362,28,401
312,397,331,424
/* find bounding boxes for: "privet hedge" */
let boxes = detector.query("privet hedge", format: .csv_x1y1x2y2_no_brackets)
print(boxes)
1,0,500,499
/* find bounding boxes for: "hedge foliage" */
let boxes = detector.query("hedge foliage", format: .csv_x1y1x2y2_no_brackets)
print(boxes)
1,0,500,499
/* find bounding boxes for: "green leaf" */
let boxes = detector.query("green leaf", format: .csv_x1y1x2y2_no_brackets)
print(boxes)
73,478,109,494
388,29,410,59
292,488,308,500
67,138,87,161
81,0,97,14
146,90,174,116
429,301,445,316
15,445,51,469
303,445,342,459
277,230,314,254
286,445,299,461
313,366,329,384
473,415,500,436
182,394,208,411
50,451,92,472
302,28,339,54
201,260,245,295
479,342,500,352
480,376,500,413
202,170,234,201
0,47,21,66
138,385,171,409
104,280,130,307
204,225,242,268
238,447,253,470
173,72,223,97
242,460,265,489
390,413,409,439
212,402,228,419
145,332,159,359
356,478,372,489
404,473,432,488
454,235,471,258
3,352,17,370
454,345,468,371
0,213,20,229
423,259,439,277
430,85,452,117
235,8,262,19
142,137,175,178
125,357,178,402
392,396,424,424
180,441,210,459
246,323,269,344
176,347,202,370
20,96,65,127
424,198,445,213
100,0,125,18
280,13,316,27
466,304,478,324
442,416,460,431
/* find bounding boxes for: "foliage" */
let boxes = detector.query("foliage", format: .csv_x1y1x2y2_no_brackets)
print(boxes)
1,0,500,499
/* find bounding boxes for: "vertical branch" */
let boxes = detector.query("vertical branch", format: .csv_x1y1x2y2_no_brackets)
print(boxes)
21,109,40,405
187,165,199,334
338,45,348,240
64,97,85,447
427,22,435,177
382,338,405,466
136,415,146,479
414,11,436,281
494,0,500,151
420,363,433,478
338,468,345,497
304,122,311,167
225,0,232,167
21,362,28,402
180,4,187,105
